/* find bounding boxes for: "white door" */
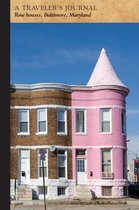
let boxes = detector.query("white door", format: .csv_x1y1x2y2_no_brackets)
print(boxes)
77,159,87,185
19,150,30,184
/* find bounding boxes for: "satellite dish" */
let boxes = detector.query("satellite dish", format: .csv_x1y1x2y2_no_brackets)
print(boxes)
50,145,56,152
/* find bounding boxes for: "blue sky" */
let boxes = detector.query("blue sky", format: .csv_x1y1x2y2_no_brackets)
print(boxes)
11,23,139,159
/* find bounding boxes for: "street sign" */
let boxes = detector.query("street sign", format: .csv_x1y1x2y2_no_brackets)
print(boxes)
40,149,46,161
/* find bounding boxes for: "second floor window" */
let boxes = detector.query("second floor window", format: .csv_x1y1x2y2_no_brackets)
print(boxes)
100,108,111,133
57,110,67,134
76,110,85,133
37,109,47,133
18,110,29,134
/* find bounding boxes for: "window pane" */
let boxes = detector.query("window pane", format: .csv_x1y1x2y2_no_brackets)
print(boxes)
20,122,28,132
76,111,84,121
58,121,65,132
76,110,85,132
20,111,27,121
58,167,65,177
38,110,46,121
39,121,46,132
102,122,110,132
58,110,64,121
58,156,65,167
77,160,85,172
102,150,111,163
102,109,110,121
76,122,84,132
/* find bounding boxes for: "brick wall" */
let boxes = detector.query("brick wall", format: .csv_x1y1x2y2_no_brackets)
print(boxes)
10,89,72,180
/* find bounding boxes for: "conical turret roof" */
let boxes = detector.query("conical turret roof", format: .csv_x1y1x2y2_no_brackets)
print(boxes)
87,48,128,93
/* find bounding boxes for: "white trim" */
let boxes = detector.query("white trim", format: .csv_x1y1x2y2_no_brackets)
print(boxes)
11,104,71,110
10,145,127,150
10,104,125,110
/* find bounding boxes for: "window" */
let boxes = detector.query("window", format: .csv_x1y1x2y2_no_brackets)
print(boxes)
100,108,111,133
123,150,127,178
102,186,112,196
39,186,47,195
121,110,126,134
38,149,47,177
57,187,66,196
18,110,29,134
37,109,47,134
57,110,67,134
102,149,112,178
57,150,67,178
76,110,86,133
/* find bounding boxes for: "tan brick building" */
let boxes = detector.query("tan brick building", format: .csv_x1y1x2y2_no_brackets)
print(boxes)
10,83,74,199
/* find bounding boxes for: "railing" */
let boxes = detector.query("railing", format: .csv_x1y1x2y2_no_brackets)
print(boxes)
102,172,114,179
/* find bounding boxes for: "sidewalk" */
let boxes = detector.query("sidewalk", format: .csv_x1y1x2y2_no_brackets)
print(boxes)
11,198,128,206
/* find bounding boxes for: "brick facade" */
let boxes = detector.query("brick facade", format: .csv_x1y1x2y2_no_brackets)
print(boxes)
10,87,73,199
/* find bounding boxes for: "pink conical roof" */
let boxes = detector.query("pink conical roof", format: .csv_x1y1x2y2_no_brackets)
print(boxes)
87,48,127,89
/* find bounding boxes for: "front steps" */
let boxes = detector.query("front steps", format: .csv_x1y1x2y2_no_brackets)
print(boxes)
76,185,92,199
17,184,32,200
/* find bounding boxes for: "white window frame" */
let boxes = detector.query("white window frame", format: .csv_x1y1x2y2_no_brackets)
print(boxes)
121,110,126,135
36,109,47,135
100,108,112,134
57,109,67,135
18,110,30,135
75,109,86,134
57,150,67,179
38,149,48,178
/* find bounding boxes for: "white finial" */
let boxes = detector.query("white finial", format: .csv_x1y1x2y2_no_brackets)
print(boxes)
101,48,106,53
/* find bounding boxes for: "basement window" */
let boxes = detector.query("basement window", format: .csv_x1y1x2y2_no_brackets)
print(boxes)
57,187,66,196
38,186,47,195
102,186,112,196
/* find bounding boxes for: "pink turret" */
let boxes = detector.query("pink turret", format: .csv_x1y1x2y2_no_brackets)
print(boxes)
72,48,129,198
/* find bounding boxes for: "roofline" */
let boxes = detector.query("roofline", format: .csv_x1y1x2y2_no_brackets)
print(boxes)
11,83,129,96
11,83,72,93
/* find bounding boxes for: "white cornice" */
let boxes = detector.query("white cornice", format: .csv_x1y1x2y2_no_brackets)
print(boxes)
10,145,126,150
10,104,125,110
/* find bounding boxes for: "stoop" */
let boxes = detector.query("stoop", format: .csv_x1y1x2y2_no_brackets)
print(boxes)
75,185,92,199
17,184,32,200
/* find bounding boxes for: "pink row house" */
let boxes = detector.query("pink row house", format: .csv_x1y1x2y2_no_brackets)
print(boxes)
72,48,129,198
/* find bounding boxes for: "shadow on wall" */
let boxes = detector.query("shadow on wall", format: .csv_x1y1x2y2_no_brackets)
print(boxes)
91,190,97,199
32,189,38,200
